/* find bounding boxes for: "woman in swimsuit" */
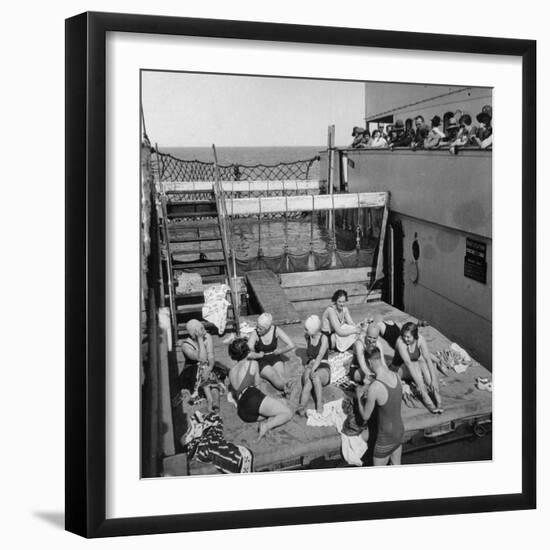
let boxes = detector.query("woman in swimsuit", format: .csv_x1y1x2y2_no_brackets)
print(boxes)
180,319,220,411
356,345,404,466
298,315,332,415
353,316,401,382
392,321,442,413
228,338,292,440
321,289,364,351
247,313,295,393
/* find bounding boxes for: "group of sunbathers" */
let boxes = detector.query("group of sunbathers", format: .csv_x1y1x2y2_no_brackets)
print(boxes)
181,289,442,464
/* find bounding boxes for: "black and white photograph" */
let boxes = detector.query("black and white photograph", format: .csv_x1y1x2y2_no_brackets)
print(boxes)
140,72,493,477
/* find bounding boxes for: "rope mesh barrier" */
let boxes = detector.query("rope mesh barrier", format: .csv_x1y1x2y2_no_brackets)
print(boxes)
153,151,320,182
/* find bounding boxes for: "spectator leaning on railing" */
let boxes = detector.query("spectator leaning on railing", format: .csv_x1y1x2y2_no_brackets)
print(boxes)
389,119,413,148
353,105,492,153
370,129,389,148
351,126,366,148
424,115,446,149
410,115,429,151
474,111,493,149
444,116,460,144
449,114,479,154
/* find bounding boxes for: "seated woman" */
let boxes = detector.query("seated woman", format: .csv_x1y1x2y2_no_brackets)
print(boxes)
247,313,296,393
298,315,331,415
355,345,404,466
228,338,292,439
181,319,220,411
391,322,442,413
321,289,364,351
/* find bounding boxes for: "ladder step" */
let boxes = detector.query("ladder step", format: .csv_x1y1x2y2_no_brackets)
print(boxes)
172,291,204,300
168,235,222,243
167,220,220,230
169,287,227,301
167,211,217,219
202,275,228,284
172,248,224,257
166,190,214,196
176,303,233,315
172,260,226,270
166,200,216,206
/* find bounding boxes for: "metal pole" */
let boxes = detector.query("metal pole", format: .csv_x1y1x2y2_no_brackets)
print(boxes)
327,125,335,232
212,144,241,336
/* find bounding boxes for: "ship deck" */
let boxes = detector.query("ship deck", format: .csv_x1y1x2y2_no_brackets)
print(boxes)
178,300,492,476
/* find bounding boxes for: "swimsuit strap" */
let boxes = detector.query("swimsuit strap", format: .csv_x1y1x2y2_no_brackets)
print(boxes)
235,360,255,398
182,338,198,351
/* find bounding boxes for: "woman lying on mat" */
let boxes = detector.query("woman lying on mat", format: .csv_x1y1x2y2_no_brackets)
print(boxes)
391,321,443,414
321,289,365,351
247,313,296,394
297,315,331,415
228,337,292,440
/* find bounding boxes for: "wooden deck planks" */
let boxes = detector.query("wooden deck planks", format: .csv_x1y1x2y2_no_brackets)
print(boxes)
246,269,301,325
186,300,492,475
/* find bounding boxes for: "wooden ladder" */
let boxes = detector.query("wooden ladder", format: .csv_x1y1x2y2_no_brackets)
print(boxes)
157,161,241,339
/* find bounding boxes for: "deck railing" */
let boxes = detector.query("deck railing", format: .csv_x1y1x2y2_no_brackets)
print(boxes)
212,145,241,336
141,141,177,477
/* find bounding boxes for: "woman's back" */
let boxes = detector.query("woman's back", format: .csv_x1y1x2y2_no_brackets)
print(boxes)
376,373,404,436
230,359,256,397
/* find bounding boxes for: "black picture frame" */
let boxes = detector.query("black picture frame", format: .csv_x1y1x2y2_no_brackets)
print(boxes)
65,11,536,538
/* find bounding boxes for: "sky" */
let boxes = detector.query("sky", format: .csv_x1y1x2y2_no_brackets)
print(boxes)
141,71,365,147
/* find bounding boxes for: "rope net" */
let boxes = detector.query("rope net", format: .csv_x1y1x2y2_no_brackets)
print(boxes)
234,248,375,275
154,151,320,182
169,207,384,276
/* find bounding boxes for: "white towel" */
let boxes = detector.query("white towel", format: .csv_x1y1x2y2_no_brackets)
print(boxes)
202,283,231,334
341,434,368,467
306,398,346,431
306,398,368,466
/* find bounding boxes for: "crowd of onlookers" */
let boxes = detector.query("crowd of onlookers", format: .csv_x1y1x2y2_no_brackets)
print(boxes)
351,106,493,154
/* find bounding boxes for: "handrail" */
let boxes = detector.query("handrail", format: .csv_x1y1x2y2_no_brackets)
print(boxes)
154,145,178,346
212,145,241,336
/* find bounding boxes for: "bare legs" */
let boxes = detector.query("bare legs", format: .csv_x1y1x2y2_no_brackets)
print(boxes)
299,367,330,413
257,395,292,440
310,369,330,413
397,359,438,413
260,360,286,391
298,368,313,414
373,445,402,466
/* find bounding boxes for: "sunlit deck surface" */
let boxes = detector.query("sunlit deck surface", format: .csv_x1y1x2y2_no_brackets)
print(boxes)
187,301,492,475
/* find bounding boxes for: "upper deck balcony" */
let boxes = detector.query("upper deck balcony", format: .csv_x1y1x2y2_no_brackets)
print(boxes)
321,147,492,239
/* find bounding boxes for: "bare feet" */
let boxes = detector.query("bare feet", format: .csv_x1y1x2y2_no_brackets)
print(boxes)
419,388,438,414
257,422,269,440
